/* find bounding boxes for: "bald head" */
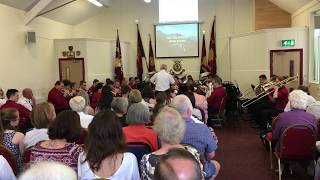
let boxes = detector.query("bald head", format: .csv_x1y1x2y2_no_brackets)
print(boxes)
160,64,167,70
171,95,193,118
22,88,33,99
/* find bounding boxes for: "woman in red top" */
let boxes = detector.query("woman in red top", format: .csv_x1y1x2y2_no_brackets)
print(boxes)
122,103,159,151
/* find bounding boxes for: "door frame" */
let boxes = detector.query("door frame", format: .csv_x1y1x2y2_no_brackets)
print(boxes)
270,49,303,85
58,58,85,81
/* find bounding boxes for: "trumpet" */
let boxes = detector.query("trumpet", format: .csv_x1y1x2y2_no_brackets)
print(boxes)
241,75,298,108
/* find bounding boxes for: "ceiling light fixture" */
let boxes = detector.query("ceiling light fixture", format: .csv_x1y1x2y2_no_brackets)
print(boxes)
88,0,103,7
144,0,151,3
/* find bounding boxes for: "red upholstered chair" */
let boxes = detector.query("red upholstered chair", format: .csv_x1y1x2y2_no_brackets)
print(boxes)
274,124,316,180
0,144,18,175
208,97,226,128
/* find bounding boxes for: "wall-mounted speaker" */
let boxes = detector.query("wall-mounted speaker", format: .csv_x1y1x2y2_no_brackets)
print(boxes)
26,31,36,43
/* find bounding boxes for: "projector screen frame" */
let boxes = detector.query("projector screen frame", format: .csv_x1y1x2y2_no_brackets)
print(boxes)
154,22,200,59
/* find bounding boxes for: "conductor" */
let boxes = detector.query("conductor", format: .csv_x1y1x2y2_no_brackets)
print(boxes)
150,64,175,95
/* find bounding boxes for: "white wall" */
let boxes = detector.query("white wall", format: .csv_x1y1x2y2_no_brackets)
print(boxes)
231,28,308,91
73,0,254,81
0,4,73,100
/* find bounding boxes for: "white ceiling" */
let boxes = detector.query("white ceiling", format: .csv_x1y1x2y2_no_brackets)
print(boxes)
0,0,109,25
268,0,313,13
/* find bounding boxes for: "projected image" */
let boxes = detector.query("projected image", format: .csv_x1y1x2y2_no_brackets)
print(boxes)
155,23,199,58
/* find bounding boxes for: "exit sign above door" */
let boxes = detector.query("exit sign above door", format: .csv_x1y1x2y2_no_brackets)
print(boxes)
281,39,295,47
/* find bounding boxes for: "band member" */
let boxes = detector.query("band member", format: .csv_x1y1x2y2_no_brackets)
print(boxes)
207,75,226,115
48,81,70,114
251,74,267,95
150,64,175,95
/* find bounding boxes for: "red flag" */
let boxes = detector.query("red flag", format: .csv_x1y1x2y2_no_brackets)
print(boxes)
148,34,156,72
114,30,123,82
208,16,217,75
200,34,209,74
137,24,146,81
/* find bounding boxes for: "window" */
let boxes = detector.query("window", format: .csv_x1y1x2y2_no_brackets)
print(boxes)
313,15,320,82
159,0,198,23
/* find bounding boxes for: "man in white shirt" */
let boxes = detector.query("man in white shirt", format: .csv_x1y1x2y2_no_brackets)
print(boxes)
18,88,35,111
150,64,175,94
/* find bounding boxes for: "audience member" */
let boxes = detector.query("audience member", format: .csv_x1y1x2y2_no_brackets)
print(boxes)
111,97,129,127
154,148,202,180
141,85,156,109
18,88,35,111
0,108,24,173
90,82,103,110
207,75,226,114
48,81,69,114
19,161,77,180
284,85,316,112
171,95,220,180
272,90,317,146
78,110,140,179
24,102,56,149
152,92,167,121
83,106,94,116
69,96,93,129
1,89,31,132
0,155,16,180
141,107,203,180
78,81,90,106
30,110,83,170
129,77,137,89
121,84,131,98
188,84,208,123
95,87,113,113
0,87,6,107
184,91,203,122
123,103,159,151
128,89,142,105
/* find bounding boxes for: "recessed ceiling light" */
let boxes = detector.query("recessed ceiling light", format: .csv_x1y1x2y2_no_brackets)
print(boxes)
144,0,151,3
88,0,103,7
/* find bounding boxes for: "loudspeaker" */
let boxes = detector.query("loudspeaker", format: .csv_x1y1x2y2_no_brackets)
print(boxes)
26,31,36,43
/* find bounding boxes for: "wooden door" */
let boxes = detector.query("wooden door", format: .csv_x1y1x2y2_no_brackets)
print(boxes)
59,58,85,83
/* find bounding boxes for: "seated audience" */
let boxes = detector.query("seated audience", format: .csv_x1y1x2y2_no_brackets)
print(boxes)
0,108,24,173
154,148,202,180
171,95,220,180
30,110,83,170
78,81,90,106
272,90,317,146
284,85,316,112
24,102,56,149
129,77,137,89
111,97,129,127
0,155,16,180
121,84,131,99
90,82,103,110
84,106,94,116
18,88,35,111
123,103,159,151
78,110,140,179
306,101,320,121
189,84,208,123
207,75,226,114
141,85,156,109
128,89,142,105
69,96,93,129
48,81,70,114
95,86,113,113
0,87,6,108
184,91,203,122
152,92,167,121
141,107,202,180
1,89,31,132
19,161,77,180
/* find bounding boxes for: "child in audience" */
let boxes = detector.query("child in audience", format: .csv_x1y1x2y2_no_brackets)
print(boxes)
30,110,83,170
78,110,140,180
24,102,56,149
0,108,24,173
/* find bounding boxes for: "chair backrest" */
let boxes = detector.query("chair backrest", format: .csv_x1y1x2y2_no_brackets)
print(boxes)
279,124,316,159
127,142,152,164
0,144,18,175
218,96,226,117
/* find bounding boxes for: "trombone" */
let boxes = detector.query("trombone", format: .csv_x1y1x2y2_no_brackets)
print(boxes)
241,75,298,108
239,78,274,100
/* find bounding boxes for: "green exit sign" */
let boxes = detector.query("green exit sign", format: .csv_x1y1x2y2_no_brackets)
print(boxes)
281,39,295,47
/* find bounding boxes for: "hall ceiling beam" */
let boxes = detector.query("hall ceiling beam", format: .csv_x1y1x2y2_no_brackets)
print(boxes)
24,0,54,25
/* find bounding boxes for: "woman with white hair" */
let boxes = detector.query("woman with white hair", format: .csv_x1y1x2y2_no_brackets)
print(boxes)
272,90,317,146
69,96,93,129
140,106,203,180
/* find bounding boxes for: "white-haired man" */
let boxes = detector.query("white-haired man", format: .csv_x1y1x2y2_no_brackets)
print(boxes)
273,90,317,145
171,95,220,180
150,64,175,95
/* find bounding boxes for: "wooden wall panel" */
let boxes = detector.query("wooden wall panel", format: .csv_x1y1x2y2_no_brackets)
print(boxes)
255,0,291,30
